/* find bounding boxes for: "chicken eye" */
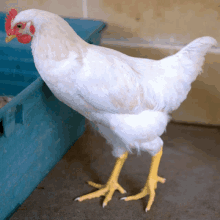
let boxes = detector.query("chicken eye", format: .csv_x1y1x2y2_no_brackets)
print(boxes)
17,24,22,28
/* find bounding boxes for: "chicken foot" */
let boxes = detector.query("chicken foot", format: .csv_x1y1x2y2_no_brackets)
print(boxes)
121,147,166,212
75,151,128,207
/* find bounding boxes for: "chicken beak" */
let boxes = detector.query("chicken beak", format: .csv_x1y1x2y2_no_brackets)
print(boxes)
5,35,16,43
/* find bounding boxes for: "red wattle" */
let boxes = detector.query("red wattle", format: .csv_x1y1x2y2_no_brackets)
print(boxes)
17,34,32,44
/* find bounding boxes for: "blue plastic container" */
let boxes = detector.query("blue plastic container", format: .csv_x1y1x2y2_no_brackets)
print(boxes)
0,12,105,220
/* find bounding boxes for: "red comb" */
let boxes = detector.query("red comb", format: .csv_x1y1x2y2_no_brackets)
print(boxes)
5,8,18,32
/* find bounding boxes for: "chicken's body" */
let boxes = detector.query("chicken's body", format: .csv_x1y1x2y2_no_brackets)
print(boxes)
34,42,170,157
6,9,217,212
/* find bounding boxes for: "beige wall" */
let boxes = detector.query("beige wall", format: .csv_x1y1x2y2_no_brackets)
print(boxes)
99,0,220,45
2,0,220,125
2,0,83,17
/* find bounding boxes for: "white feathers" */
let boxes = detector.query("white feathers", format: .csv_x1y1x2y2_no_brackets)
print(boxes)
93,111,170,157
13,9,217,157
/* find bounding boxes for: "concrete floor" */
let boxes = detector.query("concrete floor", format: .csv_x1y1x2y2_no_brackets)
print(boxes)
11,122,220,220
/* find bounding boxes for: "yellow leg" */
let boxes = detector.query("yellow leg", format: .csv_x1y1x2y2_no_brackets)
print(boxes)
75,151,128,207
121,147,166,212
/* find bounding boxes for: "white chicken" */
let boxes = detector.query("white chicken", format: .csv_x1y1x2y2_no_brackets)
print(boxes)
5,8,217,212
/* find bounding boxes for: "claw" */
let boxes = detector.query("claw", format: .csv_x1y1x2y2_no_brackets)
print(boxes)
158,176,166,184
74,197,81,201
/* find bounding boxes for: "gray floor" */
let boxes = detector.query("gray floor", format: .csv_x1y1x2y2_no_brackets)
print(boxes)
11,122,220,220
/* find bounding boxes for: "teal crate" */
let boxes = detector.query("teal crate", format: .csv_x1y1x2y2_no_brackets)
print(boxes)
0,12,105,220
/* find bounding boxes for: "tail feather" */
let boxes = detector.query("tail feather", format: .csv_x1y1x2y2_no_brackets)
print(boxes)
156,36,217,112
177,36,217,70
173,36,218,84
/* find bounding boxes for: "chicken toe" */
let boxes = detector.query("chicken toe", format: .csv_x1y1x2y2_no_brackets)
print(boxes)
75,151,128,207
121,175,166,211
